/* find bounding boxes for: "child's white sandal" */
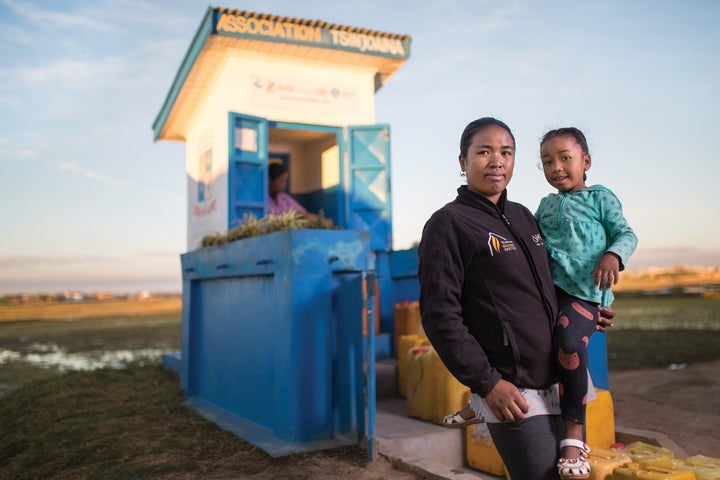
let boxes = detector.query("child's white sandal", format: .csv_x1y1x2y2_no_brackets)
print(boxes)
557,439,591,480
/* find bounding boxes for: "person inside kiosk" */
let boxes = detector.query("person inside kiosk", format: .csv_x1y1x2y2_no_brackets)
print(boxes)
267,161,333,227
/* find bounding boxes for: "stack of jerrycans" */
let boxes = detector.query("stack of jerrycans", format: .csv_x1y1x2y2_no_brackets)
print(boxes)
621,441,676,465
592,443,720,479
395,298,469,421
610,442,720,479
394,301,428,398
396,334,430,398
405,345,468,422
394,301,424,359
611,463,695,479
587,448,632,480
466,411,507,477
610,441,691,479
584,386,625,479
586,388,617,449
670,455,720,479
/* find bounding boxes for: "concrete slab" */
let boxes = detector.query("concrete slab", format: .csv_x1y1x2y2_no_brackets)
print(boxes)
376,398,502,480
375,358,502,479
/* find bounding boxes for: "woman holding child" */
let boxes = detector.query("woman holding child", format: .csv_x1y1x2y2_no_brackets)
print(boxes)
418,117,619,479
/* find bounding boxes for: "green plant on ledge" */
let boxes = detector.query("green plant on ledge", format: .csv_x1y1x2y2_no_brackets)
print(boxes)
200,210,336,248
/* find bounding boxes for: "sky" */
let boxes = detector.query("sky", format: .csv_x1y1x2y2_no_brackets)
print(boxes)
1,0,719,295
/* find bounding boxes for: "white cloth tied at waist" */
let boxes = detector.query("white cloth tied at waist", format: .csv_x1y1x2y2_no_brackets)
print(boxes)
470,370,597,423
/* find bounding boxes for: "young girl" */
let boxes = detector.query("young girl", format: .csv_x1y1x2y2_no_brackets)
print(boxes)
535,127,637,480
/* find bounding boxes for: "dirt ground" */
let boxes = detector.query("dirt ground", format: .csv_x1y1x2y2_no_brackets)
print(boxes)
609,359,720,459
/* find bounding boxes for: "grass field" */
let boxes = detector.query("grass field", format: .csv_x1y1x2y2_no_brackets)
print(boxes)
615,265,720,292
606,295,720,369
612,295,720,330
0,296,182,322
0,365,375,480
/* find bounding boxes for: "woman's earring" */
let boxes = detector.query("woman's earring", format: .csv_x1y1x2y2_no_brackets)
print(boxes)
460,170,466,177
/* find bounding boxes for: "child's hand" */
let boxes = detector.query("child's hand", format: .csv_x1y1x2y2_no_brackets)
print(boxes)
592,253,621,289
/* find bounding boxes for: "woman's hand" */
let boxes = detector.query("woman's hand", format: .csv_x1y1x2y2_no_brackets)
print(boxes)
597,305,615,332
484,379,529,422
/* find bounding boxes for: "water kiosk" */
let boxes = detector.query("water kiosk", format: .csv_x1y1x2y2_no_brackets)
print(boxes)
153,7,415,455
154,6,610,461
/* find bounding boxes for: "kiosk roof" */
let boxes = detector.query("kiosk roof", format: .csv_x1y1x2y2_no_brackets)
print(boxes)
153,7,412,141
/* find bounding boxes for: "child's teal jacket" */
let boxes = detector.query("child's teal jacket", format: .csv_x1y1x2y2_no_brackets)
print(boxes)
535,185,638,306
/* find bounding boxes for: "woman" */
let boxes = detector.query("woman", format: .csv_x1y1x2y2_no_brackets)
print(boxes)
268,162,332,226
417,117,612,479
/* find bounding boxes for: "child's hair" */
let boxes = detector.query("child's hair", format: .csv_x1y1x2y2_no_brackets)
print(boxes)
540,127,590,181
460,117,516,158
540,127,589,155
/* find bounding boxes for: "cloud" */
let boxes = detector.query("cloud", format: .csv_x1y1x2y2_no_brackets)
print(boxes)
417,0,530,35
0,255,116,267
0,94,19,108
0,251,181,268
0,18,37,47
0,52,184,123
96,0,194,29
10,57,129,89
55,160,134,185
0,141,181,199
0,0,114,32
0,138,39,159
0,276,181,295
0,251,183,295
469,1,531,33
0,141,129,185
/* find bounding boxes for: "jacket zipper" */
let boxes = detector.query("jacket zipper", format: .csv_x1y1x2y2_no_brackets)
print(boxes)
500,211,555,330
557,193,568,224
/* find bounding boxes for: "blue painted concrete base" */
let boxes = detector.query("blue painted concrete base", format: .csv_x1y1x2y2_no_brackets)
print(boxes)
162,338,390,457
163,336,390,383
187,397,357,457
163,354,360,456
165,331,390,379
162,351,182,376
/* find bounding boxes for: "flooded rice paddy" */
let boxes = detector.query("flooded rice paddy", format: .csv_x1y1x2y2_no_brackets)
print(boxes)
0,314,180,395
0,343,168,371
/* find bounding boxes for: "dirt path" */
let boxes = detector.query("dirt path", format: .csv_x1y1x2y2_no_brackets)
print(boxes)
609,359,720,458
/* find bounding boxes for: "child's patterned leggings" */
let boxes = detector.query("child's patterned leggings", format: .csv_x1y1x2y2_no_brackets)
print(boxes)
554,289,600,424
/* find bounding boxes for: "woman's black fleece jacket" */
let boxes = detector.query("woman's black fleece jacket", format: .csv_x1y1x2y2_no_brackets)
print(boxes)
418,186,559,397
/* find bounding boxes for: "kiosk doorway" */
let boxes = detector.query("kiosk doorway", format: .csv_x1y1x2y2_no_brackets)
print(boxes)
231,113,392,251
268,123,343,224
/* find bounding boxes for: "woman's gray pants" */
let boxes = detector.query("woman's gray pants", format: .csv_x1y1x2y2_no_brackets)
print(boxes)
487,414,563,480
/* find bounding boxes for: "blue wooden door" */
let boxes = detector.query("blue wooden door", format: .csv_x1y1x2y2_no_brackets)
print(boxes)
347,125,392,251
228,112,268,228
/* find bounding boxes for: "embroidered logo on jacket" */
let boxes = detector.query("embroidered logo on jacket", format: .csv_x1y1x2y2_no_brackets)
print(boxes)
531,233,544,247
487,233,517,256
